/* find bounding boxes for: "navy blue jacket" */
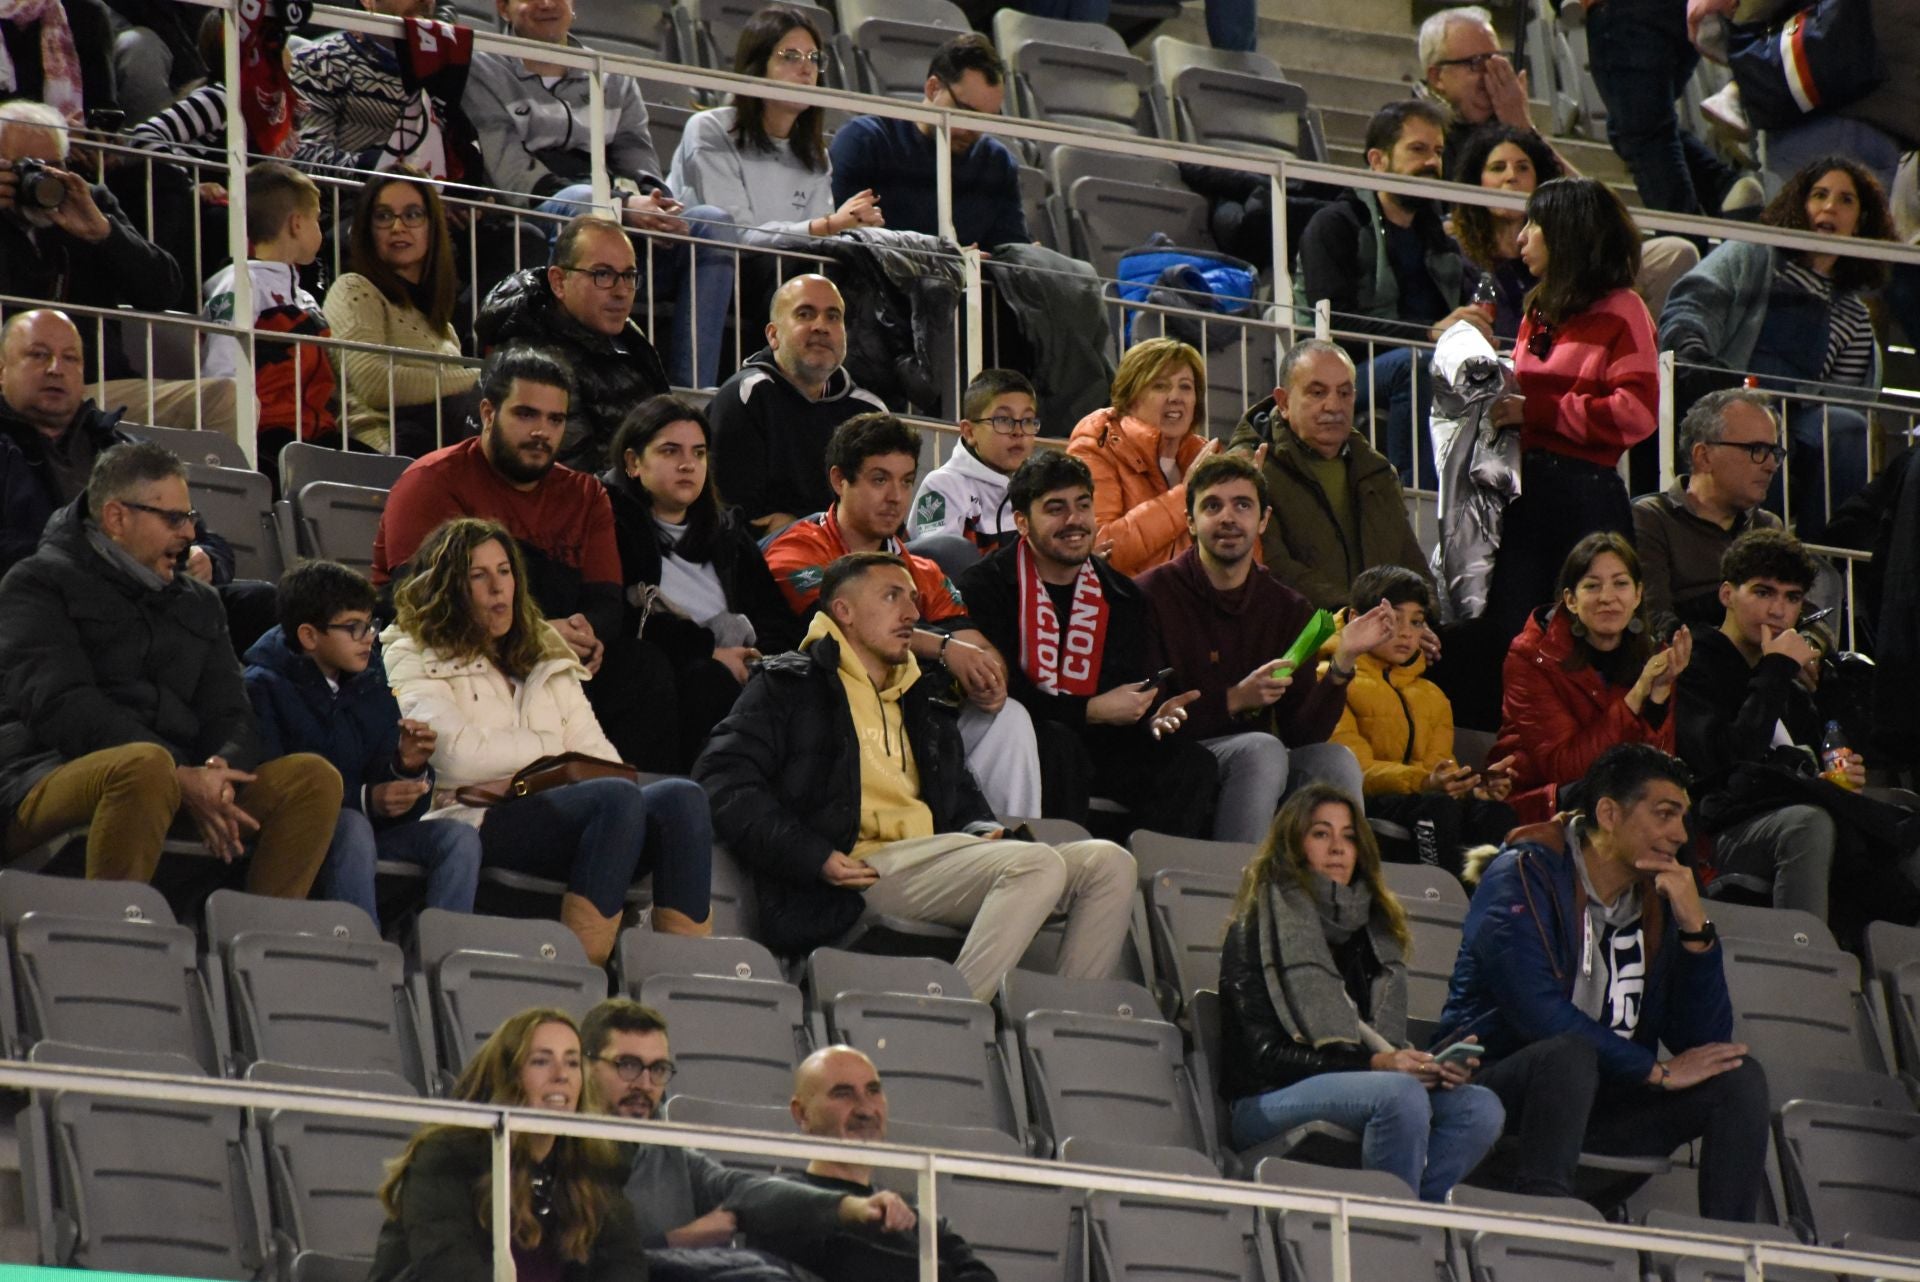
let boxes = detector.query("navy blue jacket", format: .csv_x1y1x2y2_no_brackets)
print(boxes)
827,114,1028,250
242,625,427,821
1435,820,1733,1083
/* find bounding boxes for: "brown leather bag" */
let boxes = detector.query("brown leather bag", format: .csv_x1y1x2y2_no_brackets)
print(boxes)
453,753,639,807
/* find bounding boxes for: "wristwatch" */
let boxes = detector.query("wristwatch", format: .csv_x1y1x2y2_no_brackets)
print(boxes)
1676,920,1718,946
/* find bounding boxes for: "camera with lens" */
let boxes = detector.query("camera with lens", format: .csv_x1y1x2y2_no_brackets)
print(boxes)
9,157,68,212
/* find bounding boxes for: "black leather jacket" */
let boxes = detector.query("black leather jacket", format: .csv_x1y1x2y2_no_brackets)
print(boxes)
1217,914,1381,1101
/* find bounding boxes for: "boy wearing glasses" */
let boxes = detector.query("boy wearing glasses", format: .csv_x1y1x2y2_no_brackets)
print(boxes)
907,368,1040,554
243,560,481,926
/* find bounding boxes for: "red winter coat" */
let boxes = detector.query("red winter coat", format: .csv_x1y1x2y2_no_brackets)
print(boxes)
1493,606,1674,824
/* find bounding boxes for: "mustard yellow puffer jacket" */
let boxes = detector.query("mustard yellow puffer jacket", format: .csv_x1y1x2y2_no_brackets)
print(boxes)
1329,650,1457,796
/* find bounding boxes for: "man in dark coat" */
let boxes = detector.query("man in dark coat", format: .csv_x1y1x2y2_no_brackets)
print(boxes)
0,441,340,892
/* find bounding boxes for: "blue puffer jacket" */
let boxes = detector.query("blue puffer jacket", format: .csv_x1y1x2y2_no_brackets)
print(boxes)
1434,820,1733,1083
242,625,427,821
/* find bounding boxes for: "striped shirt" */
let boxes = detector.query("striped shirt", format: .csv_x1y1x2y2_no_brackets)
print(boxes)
1774,258,1875,387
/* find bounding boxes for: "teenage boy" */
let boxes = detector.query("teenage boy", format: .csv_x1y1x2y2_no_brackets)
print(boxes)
1329,565,1518,875
908,369,1042,553
202,161,338,480
243,561,481,926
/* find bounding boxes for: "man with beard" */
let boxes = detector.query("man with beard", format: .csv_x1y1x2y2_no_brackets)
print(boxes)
1139,452,1392,842
956,449,1218,834
752,1046,995,1282
1293,100,1483,488
1227,340,1434,613
579,999,914,1262
371,346,667,765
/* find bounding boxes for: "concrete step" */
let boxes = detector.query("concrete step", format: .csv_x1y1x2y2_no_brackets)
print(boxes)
1259,17,1419,84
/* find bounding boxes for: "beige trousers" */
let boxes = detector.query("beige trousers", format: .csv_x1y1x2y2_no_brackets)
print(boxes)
860,833,1137,1000
91,378,241,435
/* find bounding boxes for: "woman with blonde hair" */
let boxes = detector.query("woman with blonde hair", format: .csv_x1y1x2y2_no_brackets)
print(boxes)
383,517,714,961
370,1008,645,1282
1217,783,1503,1201
1066,337,1214,575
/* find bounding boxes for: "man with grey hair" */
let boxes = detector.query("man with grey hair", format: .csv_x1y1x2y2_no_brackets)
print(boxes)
1227,339,1434,613
1417,6,1539,172
0,441,341,893
1633,389,1785,632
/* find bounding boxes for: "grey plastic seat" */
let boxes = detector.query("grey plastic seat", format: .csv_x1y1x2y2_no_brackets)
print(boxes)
1000,968,1161,1025
836,0,968,100
1068,176,1211,278
676,0,837,77
884,1122,1081,1282
1378,862,1470,911
409,909,609,1078
278,439,412,496
1449,1185,1638,1282
1255,1157,1449,1282
1131,830,1256,883
647,103,696,177
1399,893,1467,1049
1144,867,1236,1015
993,10,1154,139
618,928,782,986
1776,1100,1920,1244
1149,35,1322,162
572,0,673,58
808,947,1027,1143
0,868,224,1071
1016,165,1058,252
1709,902,1837,951
633,967,810,1108
186,460,284,579
248,1063,421,1264
203,889,430,1092
1721,936,1898,1107
1074,1135,1277,1282
125,420,252,469
659,1094,801,1178
707,841,759,941
18,1042,269,1278
1189,989,1358,1172
1641,1210,1829,1282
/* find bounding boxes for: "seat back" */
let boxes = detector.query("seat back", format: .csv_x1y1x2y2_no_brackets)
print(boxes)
1449,1186,1638,1282
617,930,783,986
1255,1157,1448,1282
659,1094,799,1178
839,0,968,100
1399,894,1467,1049
1020,1005,1211,1158
294,482,388,574
682,0,836,73
223,925,425,1091
186,461,283,580
573,0,673,58
1066,177,1211,278
1172,67,1318,160
1776,1100,1920,1245
635,972,809,1108
1000,968,1160,1025
1640,1210,1829,1282
707,841,759,941
1145,868,1236,1014
808,946,971,1008
1130,831,1255,883
278,440,412,496
1722,937,1889,1105
993,10,1152,138
125,422,252,469
1711,902,1837,951
249,1064,421,1259
886,1123,1081,1282
1378,862,1469,911
412,910,606,1075
1082,1164,1272,1282
827,987,1024,1139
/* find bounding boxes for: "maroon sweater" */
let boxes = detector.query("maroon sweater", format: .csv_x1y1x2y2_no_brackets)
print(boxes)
1138,547,1348,744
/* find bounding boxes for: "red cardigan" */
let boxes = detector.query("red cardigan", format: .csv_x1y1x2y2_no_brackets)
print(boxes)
1514,287,1659,468
1493,606,1675,824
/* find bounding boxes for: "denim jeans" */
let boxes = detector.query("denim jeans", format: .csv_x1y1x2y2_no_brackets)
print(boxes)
538,186,736,389
1201,734,1365,844
1230,1072,1505,1201
478,776,713,919
321,809,482,929
1776,401,1868,542
1584,0,1738,216
1353,345,1437,489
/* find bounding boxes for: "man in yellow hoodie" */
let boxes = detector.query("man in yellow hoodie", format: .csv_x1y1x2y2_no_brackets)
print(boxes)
695,551,1135,999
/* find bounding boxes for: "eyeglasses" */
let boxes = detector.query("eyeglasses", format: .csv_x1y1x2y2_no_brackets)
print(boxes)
120,500,200,530
773,47,827,68
561,265,642,292
371,207,429,229
985,413,1042,436
594,1054,676,1084
1703,439,1788,464
1431,50,1509,72
324,619,376,641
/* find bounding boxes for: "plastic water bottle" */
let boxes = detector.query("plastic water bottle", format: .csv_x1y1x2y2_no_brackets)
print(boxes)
1820,721,1859,791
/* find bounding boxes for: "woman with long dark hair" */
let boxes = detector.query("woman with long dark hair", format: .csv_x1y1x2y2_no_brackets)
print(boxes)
382,518,715,958
1450,125,1563,343
1482,176,1659,651
1493,532,1688,824
1661,155,1894,539
323,166,479,456
1218,783,1504,1200
371,1008,645,1282
600,394,800,771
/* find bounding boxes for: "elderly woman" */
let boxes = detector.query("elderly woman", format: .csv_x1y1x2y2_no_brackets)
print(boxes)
1066,337,1213,575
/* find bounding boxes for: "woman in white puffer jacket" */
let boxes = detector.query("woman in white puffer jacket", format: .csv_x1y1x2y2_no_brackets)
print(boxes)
382,517,713,962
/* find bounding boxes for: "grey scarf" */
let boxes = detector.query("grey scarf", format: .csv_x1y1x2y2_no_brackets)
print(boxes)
86,522,169,591
1255,875,1408,1052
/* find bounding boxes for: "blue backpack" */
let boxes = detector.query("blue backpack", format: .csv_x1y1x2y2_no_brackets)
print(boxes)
1116,233,1258,350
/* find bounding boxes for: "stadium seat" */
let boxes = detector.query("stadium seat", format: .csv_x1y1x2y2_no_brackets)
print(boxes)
617,929,783,987
292,482,388,575
907,532,983,581
1398,891,1467,1049
408,909,609,1082
573,0,674,59
629,958,811,1107
807,947,1028,1145
1709,902,1837,951
880,1122,1082,1282
186,461,284,580
202,890,431,1093
676,0,838,80
0,868,224,1072
1720,936,1903,1109
645,102,697,177
1378,862,1470,911
278,440,412,497
835,0,969,100
1072,1137,1280,1282
1862,919,1920,1076
1064,175,1211,279
706,841,759,941
1148,36,1324,163
1189,988,1358,1172
1775,1100,1920,1245
18,1042,270,1278
1640,1210,1828,1282
1448,1185,1639,1282
125,421,252,469
246,1063,420,1268
993,11,1155,139
659,1094,799,1178
1254,1157,1453,1282
1131,830,1256,883
1144,867,1236,1015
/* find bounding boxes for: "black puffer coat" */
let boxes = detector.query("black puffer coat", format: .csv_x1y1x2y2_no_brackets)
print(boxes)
474,268,670,472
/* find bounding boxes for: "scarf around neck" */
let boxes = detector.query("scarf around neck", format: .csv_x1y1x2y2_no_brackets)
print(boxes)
1016,538,1108,696
0,0,83,123
1255,875,1406,1052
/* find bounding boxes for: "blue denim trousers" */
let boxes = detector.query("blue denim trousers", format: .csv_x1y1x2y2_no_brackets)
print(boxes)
478,776,713,919
1353,345,1437,489
321,809,482,929
1584,0,1738,215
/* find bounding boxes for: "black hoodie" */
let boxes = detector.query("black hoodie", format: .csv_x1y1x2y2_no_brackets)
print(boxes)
708,347,887,525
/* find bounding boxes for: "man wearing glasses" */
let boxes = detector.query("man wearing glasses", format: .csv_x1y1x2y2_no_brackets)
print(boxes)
1416,6,1539,174
0,440,342,894
580,999,916,1262
1633,389,1786,633
907,369,1041,554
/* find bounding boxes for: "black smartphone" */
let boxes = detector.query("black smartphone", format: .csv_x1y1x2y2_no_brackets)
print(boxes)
1137,667,1175,691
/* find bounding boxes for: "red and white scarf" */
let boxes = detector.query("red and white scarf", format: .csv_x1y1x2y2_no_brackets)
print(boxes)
0,0,83,123
1016,540,1108,697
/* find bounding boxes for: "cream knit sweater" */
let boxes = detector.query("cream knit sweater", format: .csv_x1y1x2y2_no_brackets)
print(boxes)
321,272,478,451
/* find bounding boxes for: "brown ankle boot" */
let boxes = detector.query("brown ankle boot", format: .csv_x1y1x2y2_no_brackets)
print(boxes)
561,893,620,965
651,905,712,936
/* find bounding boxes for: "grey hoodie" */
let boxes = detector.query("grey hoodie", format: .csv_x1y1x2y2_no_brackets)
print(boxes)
463,38,665,204
668,106,836,246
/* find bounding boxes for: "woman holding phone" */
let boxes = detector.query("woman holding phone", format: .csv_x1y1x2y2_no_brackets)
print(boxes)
1218,784,1504,1200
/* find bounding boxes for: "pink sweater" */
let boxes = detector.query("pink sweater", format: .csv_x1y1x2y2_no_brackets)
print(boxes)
1514,286,1659,468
